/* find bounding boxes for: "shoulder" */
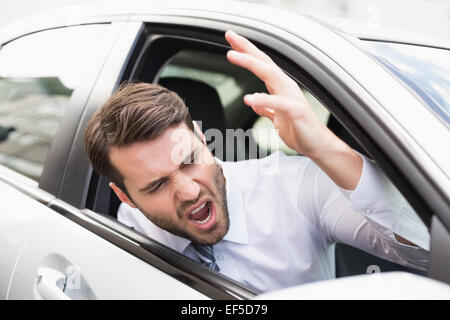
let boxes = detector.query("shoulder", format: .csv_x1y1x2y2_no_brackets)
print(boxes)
221,151,311,177
221,152,312,199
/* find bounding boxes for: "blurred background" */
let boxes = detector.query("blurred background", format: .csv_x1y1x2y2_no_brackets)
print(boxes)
1,0,450,42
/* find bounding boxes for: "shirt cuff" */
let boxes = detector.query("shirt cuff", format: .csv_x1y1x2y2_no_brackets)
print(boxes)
339,152,430,250
338,152,382,207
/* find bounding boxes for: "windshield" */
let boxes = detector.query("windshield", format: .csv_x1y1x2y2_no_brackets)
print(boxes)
363,41,450,125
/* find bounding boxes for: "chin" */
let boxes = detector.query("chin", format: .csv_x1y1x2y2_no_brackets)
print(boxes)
195,220,228,245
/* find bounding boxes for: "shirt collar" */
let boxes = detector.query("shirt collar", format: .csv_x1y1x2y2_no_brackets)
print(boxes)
218,158,249,245
168,158,249,253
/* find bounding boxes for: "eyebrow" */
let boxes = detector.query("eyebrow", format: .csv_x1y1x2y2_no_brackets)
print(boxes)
138,148,197,194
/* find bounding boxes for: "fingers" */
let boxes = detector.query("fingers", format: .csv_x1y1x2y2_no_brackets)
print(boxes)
226,31,306,121
244,93,296,115
251,105,275,121
226,31,302,99
225,30,274,65
225,30,282,88
227,50,278,85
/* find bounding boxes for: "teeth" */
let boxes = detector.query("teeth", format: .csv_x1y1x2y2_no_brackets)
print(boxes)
190,204,212,224
190,202,206,215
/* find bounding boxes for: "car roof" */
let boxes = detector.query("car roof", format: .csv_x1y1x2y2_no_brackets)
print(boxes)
2,0,449,50
309,15,450,50
0,1,312,44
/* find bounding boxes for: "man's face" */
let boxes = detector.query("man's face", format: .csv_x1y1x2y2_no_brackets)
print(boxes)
109,123,229,245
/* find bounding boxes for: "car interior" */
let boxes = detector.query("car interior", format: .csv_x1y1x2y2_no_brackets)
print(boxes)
85,32,426,291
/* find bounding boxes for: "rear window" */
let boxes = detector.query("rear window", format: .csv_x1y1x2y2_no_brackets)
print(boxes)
0,24,115,181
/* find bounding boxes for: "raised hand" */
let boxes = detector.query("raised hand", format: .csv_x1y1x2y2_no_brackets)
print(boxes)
225,30,363,190
225,30,331,157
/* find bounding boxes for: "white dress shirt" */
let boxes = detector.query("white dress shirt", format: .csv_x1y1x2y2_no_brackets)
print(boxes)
117,151,430,293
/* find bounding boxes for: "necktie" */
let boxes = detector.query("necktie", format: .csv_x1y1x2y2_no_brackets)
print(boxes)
191,243,220,272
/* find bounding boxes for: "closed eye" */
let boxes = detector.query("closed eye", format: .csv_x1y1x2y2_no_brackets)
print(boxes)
147,179,167,194
144,149,199,194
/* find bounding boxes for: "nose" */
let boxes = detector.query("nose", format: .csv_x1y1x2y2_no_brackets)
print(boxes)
173,171,200,203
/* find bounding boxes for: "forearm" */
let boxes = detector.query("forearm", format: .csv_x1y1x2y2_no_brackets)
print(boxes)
306,157,428,271
310,132,420,247
307,129,363,191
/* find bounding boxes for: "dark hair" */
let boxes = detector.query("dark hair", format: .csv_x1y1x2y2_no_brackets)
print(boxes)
84,82,194,196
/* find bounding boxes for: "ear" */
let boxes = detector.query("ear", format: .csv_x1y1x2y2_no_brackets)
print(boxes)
109,182,137,208
193,120,207,145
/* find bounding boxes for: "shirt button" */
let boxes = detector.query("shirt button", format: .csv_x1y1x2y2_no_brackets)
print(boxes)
365,208,373,214
217,254,224,261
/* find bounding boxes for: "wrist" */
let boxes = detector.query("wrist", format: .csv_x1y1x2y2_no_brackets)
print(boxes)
307,130,363,190
304,127,337,161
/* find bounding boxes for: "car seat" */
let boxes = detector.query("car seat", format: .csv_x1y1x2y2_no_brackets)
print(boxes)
159,77,226,151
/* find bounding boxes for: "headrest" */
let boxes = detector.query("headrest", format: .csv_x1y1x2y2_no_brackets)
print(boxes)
158,77,226,135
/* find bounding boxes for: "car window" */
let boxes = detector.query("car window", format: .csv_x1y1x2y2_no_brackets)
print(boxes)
0,24,115,182
363,41,450,126
160,50,244,109
150,40,430,282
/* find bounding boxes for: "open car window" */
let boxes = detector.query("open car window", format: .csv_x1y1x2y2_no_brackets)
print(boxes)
84,27,431,296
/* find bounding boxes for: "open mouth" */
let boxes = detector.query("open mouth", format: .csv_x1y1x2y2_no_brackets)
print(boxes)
188,201,212,225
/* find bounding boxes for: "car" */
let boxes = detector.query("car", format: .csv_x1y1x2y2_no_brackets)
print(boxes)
0,0,449,300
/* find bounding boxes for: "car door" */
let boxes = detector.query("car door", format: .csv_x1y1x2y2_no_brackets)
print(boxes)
0,20,208,300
